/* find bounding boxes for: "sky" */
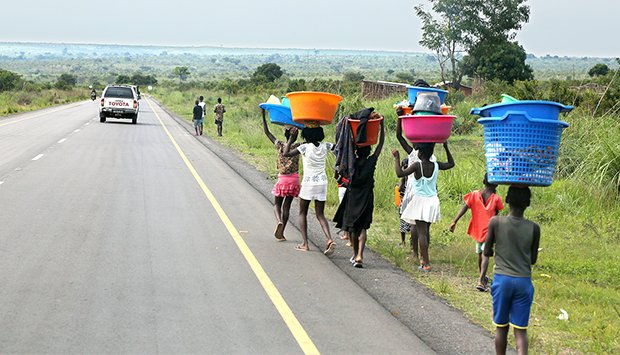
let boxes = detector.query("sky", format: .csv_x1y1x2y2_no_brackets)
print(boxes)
0,0,617,57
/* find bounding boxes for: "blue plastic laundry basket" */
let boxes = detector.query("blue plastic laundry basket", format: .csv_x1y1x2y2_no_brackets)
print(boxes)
478,112,569,187
407,86,448,104
259,103,304,128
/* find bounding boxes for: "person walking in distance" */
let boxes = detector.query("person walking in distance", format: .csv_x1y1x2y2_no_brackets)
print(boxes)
198,95,206,133
192,100,203,136
213,97,226,137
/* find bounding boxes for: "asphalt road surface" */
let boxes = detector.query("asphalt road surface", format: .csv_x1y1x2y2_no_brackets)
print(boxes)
0,100,434,354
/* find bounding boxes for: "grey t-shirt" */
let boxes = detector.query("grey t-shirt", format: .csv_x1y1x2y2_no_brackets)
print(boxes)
487,216,537,278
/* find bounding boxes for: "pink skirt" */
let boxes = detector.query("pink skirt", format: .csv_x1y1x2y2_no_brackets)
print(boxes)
272,173,301,197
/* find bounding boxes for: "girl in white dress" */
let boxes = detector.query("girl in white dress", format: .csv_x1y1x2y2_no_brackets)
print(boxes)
283,126,336,255
393,142,455,271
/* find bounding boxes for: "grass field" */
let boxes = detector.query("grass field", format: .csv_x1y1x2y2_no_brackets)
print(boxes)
153,87,620,354
0,88,88,116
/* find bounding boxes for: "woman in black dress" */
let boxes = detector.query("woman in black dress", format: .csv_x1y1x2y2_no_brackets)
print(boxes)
334,119,384,268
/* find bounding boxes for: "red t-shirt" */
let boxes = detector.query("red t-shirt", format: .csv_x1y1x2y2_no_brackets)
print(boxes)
463,190,504,242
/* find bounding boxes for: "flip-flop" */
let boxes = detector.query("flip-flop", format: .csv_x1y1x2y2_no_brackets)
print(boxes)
323,241,335,256
275,236,286,242
295,245,309,252
349,256,355,264
353,261,363,268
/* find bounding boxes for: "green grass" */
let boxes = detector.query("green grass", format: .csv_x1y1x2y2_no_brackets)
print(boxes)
153,87,620,354
0,88,88,116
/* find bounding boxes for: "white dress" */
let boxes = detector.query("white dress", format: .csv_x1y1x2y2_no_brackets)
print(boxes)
401,161,441,224
297,142,333,201
400,150,436,222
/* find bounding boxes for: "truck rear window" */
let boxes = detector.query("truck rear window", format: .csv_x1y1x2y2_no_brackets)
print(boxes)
105,87,134,99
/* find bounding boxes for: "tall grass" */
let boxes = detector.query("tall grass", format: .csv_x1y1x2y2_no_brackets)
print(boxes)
154,87,620,354
0,88,88,116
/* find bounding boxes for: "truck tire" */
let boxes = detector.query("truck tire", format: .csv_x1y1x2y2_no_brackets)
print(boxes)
131,114,137,125
99,114,106,123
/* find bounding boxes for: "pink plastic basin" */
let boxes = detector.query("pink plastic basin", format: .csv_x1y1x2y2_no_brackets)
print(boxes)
401,115,456,143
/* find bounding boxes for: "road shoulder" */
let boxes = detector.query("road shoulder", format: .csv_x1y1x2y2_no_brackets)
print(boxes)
152,97,505,354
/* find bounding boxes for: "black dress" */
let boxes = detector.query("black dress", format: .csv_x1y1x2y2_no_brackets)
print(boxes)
334,155,378,234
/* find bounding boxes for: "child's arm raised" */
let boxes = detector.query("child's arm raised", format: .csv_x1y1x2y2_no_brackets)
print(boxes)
261,109,277,144
393,150,416,177
449,204,470,233
372,117,385,158
282,130,301,157
396,115,413,154
438,141,455,170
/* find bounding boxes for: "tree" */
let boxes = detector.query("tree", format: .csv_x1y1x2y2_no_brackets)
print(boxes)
386,69,395,76
461,39,533,84
588,63,610,77
415,0,530,87
0,69,22,92
130,73,158,86
343,71,365,82
116,74,131,84
55,73,77,90
252,63,283,83
173,66,190,81
395,72,415,83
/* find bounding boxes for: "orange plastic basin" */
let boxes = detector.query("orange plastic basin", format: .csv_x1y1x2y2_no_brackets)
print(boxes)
400,106,413,115
348,117,383,147
286,91,343,125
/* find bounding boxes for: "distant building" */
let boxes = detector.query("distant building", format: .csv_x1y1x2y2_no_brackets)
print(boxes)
362,80,408,100
433,81,473,97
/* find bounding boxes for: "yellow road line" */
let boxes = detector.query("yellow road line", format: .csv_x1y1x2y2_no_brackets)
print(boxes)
0,102,84,127
146,99,320,355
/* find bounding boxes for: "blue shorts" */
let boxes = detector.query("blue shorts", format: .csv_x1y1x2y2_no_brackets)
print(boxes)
491,274,534,329
193,118,204,127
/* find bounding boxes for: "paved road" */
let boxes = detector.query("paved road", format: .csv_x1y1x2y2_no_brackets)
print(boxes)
0,100,434,354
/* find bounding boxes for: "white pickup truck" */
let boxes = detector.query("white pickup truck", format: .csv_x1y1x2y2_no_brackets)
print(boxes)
99,85,139,124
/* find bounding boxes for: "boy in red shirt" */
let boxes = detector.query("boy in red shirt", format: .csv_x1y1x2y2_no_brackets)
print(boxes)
450,174,504,291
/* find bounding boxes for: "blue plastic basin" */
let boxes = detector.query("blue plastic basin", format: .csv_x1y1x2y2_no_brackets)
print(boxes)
407,86,449,104
470,100,573,120
259,103,304,128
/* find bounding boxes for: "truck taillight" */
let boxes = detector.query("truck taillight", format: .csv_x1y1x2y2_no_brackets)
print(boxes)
100,98,104,106
133,100,138,109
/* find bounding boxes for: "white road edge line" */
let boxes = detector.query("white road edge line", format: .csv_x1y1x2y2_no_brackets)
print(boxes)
0,181,4,185
73,129,81,133
32,154,44,161
58,138,67,144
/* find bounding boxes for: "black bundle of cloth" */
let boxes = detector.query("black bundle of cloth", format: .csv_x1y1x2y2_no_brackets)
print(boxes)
350,107,375,145
334,116,355,180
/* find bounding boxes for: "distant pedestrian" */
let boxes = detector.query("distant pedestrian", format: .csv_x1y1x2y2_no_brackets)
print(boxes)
213,97,226,137
192,100,203,135
282,126,335,255
479,186,540,355
198,95,206,119
261,108,301,241
449,173,504,291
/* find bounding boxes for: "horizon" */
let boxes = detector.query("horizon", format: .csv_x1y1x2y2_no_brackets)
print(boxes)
1,41,617,59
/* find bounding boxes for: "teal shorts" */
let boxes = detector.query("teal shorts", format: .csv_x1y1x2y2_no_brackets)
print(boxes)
476,241,485,254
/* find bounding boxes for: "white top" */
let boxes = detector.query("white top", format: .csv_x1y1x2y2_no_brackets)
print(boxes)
297,142,334,186
198,102,206,118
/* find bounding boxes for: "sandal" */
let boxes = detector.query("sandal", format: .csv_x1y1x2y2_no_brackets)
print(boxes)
418,264,432,272
274,222,285,240
295,245,309,252
353,261,363,268
323,241,335,256
476,282,489,292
